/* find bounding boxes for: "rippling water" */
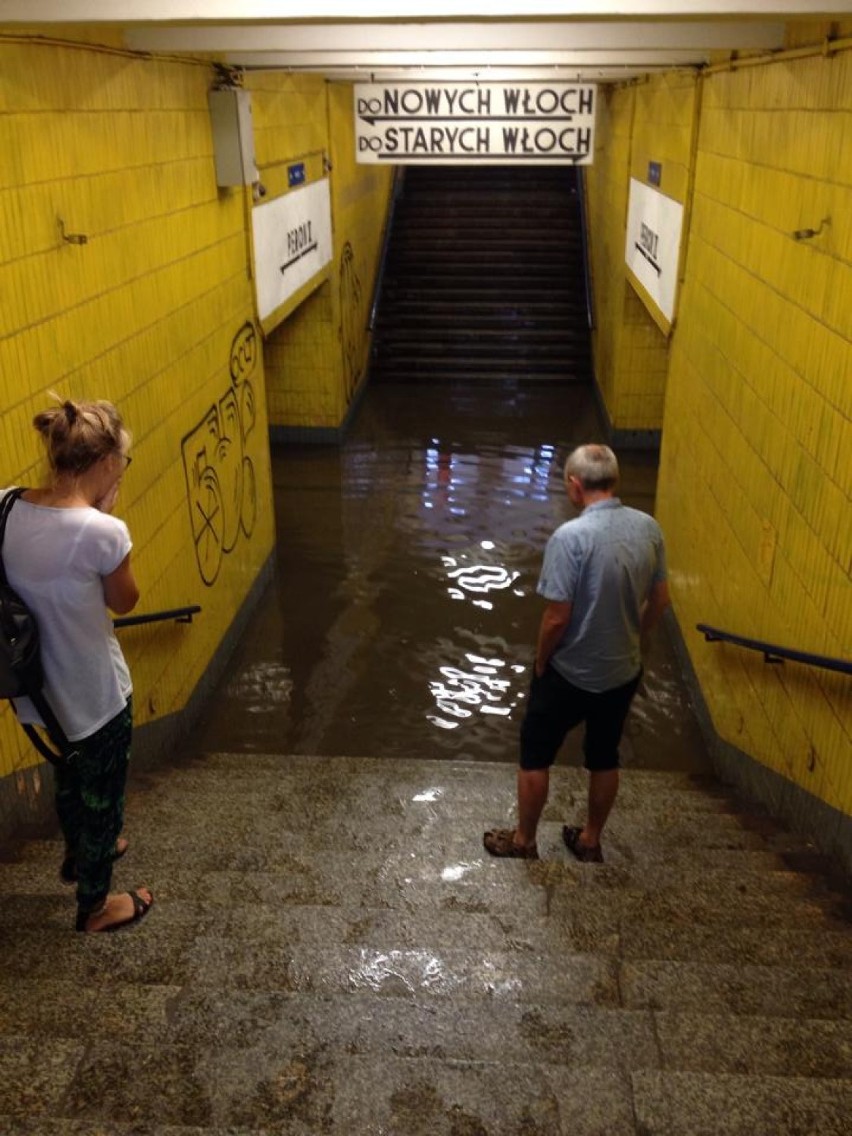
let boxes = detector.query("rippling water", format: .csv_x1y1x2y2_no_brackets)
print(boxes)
198,382,709,772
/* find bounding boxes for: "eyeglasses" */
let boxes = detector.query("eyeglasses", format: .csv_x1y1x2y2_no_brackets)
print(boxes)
121,454,133,469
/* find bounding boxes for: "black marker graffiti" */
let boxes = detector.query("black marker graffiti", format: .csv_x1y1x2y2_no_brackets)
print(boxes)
339,242,364,404
182,321,259,586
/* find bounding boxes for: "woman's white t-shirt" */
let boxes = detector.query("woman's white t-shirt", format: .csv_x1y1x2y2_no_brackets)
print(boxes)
1,490,133,741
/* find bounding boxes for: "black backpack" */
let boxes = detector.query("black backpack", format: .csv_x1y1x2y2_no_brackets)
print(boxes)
0,488,70,766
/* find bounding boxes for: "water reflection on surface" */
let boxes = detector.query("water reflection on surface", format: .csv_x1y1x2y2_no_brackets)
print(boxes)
197,382,709,773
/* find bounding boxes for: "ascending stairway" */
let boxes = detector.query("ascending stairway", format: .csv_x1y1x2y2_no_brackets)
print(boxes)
370,165,593,384
0,753,850,1131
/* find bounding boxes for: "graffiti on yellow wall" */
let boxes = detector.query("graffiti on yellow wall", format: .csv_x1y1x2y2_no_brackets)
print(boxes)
339,241,365,404
182,322,259,585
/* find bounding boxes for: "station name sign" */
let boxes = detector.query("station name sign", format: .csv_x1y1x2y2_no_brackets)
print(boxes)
251,178,332,328
624,178,685,331
354,82,596,166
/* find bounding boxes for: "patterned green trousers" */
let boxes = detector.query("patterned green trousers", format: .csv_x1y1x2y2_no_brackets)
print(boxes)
54,699,133,915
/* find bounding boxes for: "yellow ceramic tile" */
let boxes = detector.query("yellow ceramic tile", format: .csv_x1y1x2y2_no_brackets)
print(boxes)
0,39,289,782
655,52,851,815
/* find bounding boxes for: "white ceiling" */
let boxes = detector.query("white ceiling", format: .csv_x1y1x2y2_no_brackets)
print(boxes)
1,2,848,81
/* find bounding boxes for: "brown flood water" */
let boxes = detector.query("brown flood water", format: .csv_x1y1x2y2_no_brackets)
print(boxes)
197,382,710,774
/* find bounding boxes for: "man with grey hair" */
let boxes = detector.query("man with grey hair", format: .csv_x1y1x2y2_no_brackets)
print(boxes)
484,443,669,862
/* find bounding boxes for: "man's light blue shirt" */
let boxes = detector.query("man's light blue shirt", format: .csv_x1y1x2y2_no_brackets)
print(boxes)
537,498,667,692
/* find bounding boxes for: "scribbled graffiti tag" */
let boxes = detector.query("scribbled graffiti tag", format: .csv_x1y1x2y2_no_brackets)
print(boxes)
182,321,259,586
339,241,364,404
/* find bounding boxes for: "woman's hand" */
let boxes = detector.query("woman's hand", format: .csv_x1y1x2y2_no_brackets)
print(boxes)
95,478,121,514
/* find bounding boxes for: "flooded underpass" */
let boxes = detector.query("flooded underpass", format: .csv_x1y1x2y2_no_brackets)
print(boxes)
7,384,851,1136
197,380,710,775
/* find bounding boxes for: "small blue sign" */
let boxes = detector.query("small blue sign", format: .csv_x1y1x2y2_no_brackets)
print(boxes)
288,163,306,188
648,161,662,187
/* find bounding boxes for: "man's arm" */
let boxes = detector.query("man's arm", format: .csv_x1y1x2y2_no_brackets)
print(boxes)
639,578,670,658
535,600,572,676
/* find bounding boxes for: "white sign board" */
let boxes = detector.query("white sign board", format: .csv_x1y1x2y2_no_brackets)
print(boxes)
355,82,596,165
251,179,333,323
624,178,685,326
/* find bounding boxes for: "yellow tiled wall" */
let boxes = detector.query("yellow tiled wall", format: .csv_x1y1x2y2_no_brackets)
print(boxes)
0,37,275,781
585,85,632,422
657,46,852,816
264,284,341,430
251,75,393,434
328,83,396,417
586,74,698,434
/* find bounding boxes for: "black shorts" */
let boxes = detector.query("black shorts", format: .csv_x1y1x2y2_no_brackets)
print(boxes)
519,665,641,773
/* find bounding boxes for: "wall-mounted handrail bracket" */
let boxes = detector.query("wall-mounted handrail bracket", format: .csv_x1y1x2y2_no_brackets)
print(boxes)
697,623,851,677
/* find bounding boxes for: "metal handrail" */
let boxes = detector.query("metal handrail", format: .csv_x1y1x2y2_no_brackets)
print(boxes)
114,605,201,630
368,165,405,333
697,623,852,676
576,167,595,331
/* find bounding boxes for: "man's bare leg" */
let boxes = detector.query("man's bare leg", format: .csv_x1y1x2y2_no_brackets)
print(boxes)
516,767,549,848
580,769,619,848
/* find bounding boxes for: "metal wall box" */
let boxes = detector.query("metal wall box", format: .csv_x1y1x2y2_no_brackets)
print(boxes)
208,88,258,187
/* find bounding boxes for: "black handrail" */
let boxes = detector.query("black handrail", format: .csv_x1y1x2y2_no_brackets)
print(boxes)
697,623,852,677
368,165,405,333
114,605,201,630
576,167,595,331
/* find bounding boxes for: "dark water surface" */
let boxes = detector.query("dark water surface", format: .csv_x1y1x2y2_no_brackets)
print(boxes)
197,382,710,773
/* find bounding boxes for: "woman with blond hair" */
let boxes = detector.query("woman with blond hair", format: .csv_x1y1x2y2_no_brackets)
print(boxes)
1,397,153,932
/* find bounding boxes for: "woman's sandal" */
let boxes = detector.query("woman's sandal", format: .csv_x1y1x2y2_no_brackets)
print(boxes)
75,888,153,933
60,837,129,885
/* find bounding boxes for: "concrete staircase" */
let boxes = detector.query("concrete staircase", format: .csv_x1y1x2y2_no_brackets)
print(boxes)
370,166,592,385
0,752,851,1134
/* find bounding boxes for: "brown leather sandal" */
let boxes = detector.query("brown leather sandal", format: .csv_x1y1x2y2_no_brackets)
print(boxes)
562,825,604,863
483,828,538,859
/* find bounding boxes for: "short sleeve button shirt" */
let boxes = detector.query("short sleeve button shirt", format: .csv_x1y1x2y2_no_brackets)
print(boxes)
538,498,667,692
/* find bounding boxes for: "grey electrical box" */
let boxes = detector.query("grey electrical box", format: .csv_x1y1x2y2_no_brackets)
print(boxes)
208,88,258,187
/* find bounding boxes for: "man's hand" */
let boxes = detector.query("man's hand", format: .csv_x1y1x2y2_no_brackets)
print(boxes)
640,579,670,645
535,600,573,676
637,579,671,695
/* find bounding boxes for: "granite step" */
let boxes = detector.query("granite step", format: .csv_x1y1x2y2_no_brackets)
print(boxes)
2,1053,850,1135
631,1071,852,1136
0,752,849,1135
4,981,850,1080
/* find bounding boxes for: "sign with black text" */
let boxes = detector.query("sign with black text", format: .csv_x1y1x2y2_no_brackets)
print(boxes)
251,179,332,325
624,178,684,328
354,82,596,165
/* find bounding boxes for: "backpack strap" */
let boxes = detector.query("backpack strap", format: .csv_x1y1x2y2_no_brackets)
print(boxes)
0,488,26,586
23,722,71,766
0,487,72,766
22,692,72,767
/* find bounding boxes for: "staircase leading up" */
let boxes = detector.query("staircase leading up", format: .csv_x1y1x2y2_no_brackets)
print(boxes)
370,166,593,385
0,753,851,1133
